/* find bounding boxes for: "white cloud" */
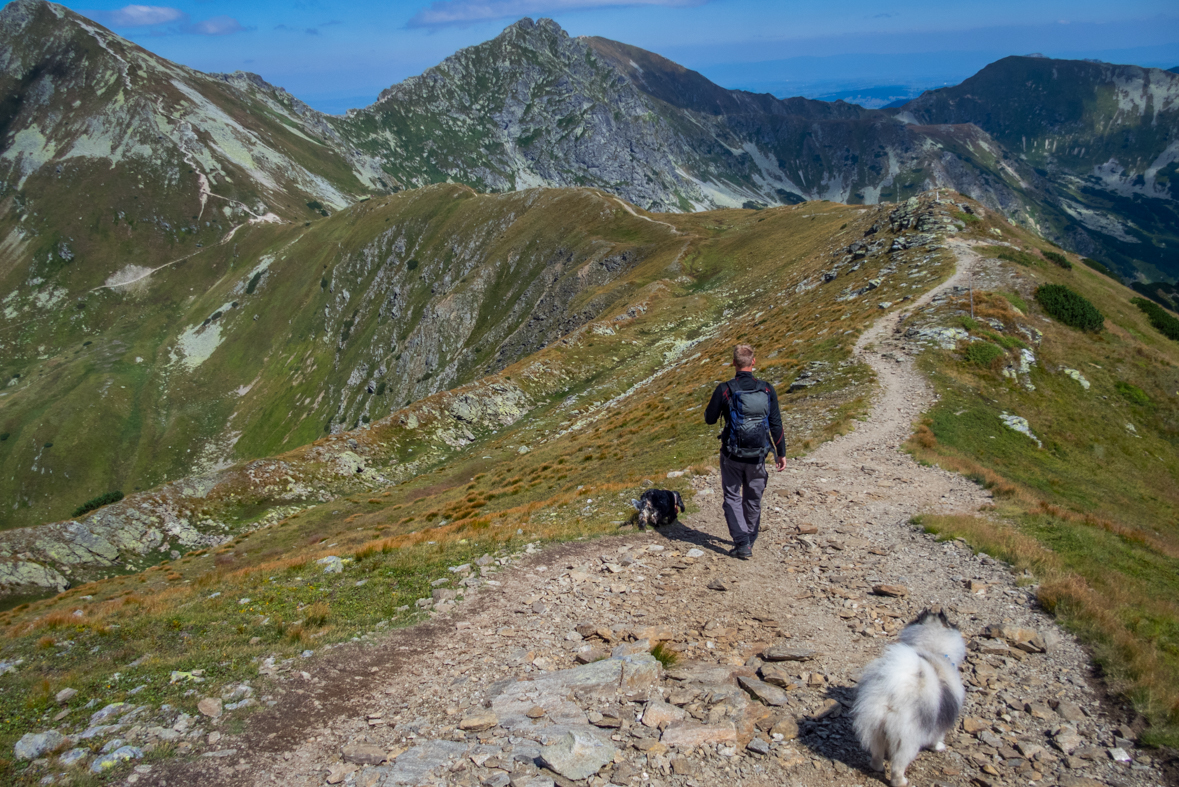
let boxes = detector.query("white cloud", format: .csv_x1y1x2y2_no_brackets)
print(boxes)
91,4,185,27
186,15,249,35
408,0,709,28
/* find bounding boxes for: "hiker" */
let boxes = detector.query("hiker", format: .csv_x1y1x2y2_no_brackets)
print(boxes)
704,344,786,559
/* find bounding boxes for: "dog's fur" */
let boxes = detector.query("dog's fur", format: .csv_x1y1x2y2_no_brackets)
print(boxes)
629,489,684,529
852,609,967,787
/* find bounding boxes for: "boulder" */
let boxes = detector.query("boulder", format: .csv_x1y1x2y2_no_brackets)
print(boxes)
14,730,65,760
537,729,616,781
90,745,142,773
342,744,387,765
641,700,686,728
660,721,738,748
761,645,818,662
197,697,223,718
55,688,78,705
736,675,788,706
317,556,345,574
458,710,498,731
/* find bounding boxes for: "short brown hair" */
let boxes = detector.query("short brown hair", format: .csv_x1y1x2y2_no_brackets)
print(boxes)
733,344,755,368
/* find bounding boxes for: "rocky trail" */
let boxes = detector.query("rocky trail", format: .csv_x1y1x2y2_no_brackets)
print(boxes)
128,244,1168,787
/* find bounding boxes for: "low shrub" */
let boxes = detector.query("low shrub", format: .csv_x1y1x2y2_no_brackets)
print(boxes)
1115,381,1151,407
963,342,1005,367
1131,297,1179,341
72,490,124,518
995,248,1040,267
1035,285,1104,331
1042,250,1072,269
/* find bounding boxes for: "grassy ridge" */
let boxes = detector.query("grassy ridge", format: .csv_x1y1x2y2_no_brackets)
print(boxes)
906,235,1179,745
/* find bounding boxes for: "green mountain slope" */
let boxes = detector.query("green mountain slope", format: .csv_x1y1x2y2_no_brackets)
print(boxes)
0,184,677,532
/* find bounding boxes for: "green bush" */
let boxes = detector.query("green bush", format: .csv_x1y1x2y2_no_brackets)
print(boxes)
1042,250,1072,269
407,259,419,271
963,341,1005,366
1115,381,1151,406
72,490,124,518
1035,285,1104,331
1131,297,1179,341
246,271,263,295
959,316,979,331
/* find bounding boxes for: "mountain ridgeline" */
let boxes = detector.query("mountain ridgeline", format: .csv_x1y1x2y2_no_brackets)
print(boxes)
1,0,1178,534
2,0,1177,278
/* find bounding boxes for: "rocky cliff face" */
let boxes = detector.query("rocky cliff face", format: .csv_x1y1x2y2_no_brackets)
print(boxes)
897,56,1179,279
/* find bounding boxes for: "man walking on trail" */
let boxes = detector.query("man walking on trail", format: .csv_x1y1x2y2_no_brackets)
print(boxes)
705,344,786,559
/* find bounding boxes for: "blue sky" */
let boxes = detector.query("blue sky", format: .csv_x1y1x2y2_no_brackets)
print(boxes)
65,0,1179,113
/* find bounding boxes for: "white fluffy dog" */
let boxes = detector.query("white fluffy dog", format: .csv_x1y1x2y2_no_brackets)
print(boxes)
852,609,967,787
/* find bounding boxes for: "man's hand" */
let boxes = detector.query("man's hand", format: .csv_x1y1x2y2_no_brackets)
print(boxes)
775,456,786,472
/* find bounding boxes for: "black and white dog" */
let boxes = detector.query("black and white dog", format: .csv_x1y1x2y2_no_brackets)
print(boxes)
852,609,967,787
629,489,685,529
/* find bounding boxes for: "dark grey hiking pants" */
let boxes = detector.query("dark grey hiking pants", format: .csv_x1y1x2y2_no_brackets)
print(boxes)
720,452,768,549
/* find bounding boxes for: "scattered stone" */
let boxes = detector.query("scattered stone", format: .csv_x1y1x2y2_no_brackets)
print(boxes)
15,730,65,760
642,700,686,728
537,729,616,781
770,716,799,740
761,645,817,662
962,717,987,735
661,721,738,748
706,578,728,591
326,763,357,784
55,688,78,705
59,747,87,767
459,710,498,731
197,697,223,718
737,675,789,706
342,744,387,765
746,737,771,755
317,556,345,574
90,745,142,773
575,648,606,664
1053,727,1085,755
1108,747,1131,763
811,699,843,720
872,584,908,597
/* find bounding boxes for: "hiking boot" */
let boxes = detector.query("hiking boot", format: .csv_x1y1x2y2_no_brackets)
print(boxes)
728,545,752,560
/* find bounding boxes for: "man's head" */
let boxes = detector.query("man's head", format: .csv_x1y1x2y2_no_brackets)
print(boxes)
733,344,755,371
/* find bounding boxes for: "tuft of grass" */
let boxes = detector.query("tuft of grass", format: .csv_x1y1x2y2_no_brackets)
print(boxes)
650,641,679,669
962,341,1005,367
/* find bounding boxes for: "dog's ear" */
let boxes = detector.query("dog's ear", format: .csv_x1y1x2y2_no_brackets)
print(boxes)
937,609,956,629
912,608,933,626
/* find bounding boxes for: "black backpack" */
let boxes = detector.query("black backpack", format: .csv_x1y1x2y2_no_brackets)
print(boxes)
724,380,771,460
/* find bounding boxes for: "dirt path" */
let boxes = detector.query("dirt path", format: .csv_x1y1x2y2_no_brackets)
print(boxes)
152,244,1162,787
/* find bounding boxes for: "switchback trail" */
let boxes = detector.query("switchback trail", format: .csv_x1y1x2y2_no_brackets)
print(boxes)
156,243,1161,787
